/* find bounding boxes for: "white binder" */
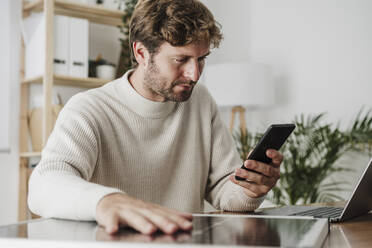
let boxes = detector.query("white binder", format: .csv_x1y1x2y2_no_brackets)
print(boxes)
68,17,89,77
68,0,89,77
23,7,89,79
54,15,69,76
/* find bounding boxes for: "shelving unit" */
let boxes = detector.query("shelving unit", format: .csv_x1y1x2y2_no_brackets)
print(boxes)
18,0,124,221
19,152,42,158
23,0,124,26
22,74,110,88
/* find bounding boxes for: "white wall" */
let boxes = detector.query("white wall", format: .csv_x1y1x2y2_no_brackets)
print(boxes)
248,0,372,125
203,0,372,128
201,0,251,63
0,1,10,152
0,0,21,225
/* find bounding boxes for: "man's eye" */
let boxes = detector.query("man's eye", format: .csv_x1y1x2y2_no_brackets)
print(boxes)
175,58,187,63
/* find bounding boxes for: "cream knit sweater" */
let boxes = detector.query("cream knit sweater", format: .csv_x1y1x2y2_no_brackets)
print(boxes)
28,71,264,221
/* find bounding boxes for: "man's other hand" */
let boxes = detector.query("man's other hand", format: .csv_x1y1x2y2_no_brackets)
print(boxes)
96,193,193,235
230,149,282,198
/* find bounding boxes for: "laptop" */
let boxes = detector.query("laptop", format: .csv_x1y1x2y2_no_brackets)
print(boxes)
258,157,372,222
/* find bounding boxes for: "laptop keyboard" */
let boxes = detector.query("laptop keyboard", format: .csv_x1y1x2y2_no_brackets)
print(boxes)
291,207,343,218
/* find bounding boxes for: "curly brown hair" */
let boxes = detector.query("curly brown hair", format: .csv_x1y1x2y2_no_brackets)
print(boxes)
129,0,223,67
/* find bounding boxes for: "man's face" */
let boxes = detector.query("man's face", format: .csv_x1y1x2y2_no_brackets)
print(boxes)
142,42,210,102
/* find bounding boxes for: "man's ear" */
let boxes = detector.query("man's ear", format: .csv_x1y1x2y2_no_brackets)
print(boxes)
132,41,150,67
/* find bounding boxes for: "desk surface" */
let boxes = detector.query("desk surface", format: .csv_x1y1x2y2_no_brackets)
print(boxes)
323,213,372,248
211,212,372,248
0,215,328,248
1,207,371,247
212,201,372,248
306,202,372,248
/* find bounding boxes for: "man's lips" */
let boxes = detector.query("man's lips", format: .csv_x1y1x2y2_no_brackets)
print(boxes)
175,84,193,90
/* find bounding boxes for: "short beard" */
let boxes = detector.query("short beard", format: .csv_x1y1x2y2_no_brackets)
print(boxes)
143,57,196,102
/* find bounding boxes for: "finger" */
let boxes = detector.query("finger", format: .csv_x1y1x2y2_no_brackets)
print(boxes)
154,208,193,231
235,168,274,186
138,208,181,234
229,175,268,198
243,160,280,178
100,213,120,234
119,209,157,235
266,149,283,167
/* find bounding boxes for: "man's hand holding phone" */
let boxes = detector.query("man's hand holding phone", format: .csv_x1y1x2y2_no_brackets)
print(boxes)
230,149,283,198
230,124,295,198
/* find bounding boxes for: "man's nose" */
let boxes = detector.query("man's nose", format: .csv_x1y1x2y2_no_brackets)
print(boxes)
184,60,201,82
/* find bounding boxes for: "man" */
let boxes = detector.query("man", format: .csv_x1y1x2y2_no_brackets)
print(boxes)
28,0,282,235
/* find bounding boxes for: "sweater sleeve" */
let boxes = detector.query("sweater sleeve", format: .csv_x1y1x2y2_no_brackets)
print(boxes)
204,92,265,212
28,95,121,221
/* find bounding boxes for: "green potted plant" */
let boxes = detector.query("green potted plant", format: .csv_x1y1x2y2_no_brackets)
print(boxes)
234,109,372,205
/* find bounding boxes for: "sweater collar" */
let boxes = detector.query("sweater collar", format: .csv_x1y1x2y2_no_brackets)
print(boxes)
114,70,177,119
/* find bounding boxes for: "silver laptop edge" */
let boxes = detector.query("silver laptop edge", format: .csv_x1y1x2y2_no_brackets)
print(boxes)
334,157,372,222
259,157,372,222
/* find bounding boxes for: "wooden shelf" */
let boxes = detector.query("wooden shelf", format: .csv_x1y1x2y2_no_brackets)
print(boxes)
22,74,111,88
23,0,124,26
20,152,42,158
19,0,120,222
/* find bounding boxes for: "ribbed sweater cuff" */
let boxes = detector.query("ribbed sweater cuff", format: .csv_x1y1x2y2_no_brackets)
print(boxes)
221,182,265,212
84,185,123,221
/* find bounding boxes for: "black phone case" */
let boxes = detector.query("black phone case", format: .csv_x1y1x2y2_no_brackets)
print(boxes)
235,124,296,181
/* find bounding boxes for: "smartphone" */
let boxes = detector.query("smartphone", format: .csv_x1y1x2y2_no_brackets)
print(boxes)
235,124,296,181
